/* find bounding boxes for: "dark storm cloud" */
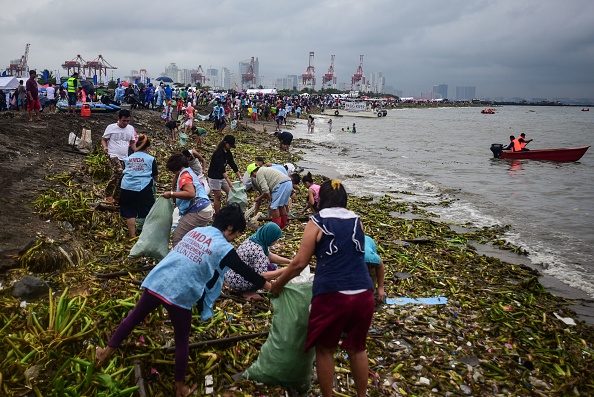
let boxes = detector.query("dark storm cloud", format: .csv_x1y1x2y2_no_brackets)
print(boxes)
2,0,593,99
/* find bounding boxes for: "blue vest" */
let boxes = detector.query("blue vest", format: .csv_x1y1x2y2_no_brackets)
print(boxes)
311,209,374,297
364,235,381,265
142,226,233,319
271,164,288,175
121,151,155,191
176,168,209,216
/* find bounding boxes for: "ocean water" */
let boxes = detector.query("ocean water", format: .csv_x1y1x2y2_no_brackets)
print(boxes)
289,106,594,304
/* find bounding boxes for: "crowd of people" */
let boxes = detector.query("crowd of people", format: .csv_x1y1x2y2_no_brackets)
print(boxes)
96,107,386,397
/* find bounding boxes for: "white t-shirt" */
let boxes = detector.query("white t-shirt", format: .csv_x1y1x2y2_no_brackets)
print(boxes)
102,122,135,160
46,86,55,100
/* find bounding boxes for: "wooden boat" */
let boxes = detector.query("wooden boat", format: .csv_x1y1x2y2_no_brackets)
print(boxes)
490,144,590,162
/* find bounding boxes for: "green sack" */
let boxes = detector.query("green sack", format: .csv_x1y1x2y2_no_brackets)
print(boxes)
227,181,247,211
243,281,315,393
129,197,173,260
178,131,189,147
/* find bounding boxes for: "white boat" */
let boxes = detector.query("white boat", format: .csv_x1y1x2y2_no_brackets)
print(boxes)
322,101,388,118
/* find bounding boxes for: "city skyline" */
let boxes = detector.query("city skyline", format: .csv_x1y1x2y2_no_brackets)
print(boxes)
3,1,593,102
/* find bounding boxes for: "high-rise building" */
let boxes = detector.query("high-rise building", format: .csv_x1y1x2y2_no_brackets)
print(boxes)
221,67,231,90
239,57,260,87
165,63,179,83
177,69,196,86
455,86,476,101
370,72,385,93
206,68,219,89
433,84,448,100
274,75,299,91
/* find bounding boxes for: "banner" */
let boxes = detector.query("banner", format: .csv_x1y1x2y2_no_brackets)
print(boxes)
344,101,366,112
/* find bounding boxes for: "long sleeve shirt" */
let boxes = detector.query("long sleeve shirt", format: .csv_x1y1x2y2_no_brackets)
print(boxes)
255,167,290,194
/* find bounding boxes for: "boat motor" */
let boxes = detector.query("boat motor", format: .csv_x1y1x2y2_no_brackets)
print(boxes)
490,143,503,158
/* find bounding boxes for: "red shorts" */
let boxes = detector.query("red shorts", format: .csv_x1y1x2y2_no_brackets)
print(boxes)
27,99,41,111
305,290,374,352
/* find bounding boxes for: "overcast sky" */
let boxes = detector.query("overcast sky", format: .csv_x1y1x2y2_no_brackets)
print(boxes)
2,0,593,99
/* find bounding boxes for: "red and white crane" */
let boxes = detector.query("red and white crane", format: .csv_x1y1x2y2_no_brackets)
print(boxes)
322,55,337,89
351,55,366,91
241,57,257,88
6,43,30,77
301,52,316,90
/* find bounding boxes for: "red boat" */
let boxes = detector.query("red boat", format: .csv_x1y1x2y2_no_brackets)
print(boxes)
490,145,590,162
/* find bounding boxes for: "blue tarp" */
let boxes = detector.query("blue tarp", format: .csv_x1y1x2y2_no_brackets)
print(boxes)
385,297,448,305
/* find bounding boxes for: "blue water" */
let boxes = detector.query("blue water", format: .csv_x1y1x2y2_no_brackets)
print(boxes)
290,106,594,300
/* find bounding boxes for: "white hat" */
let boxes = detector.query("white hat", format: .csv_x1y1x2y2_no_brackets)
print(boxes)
284,163,296,174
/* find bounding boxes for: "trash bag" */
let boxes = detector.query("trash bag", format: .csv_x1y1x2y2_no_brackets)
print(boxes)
227,181,247,211
243,275,315,392
68,132,81,147
78,128,92,152
178,131,189,147
129,197,173,260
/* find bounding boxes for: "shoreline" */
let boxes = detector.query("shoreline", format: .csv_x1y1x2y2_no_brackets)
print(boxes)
242,112,594,326
1,109,593,396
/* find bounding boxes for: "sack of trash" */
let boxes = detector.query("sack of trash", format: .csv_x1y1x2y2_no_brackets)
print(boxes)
178,131,189,147
129,197,173,260
68,129,93,152
243,268,315,392
227,181,247,211
68,132,81,147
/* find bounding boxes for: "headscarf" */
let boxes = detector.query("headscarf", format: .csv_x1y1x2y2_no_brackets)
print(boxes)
249,222,283,256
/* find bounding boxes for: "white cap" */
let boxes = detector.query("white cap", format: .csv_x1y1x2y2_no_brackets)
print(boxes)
284,163,296,174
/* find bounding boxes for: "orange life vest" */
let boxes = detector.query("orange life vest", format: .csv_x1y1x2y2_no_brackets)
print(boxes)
512,138,523,152
518,137,527,150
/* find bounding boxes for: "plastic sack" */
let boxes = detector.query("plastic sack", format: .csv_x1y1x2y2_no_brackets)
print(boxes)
78,128,92,151
129,197,173,260
178,131,189,147
68,132,81,146
227,181,247,211
243,278,315,392
199,176,210,195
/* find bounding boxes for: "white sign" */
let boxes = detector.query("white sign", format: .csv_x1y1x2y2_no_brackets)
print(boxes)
344,101,366,112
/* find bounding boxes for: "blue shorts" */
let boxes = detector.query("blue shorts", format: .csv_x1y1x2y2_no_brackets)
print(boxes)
68,92,77,106
270,180,292,209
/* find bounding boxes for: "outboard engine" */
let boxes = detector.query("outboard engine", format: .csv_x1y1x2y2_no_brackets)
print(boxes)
490,143,503,158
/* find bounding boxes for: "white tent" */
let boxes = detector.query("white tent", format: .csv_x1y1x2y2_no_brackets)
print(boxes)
246,88,277,95
0,77,19,90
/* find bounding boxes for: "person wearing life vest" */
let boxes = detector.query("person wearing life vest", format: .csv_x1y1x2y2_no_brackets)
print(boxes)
512,136,523,152
518,133,533,151
67,72,79,115
503,135,515,151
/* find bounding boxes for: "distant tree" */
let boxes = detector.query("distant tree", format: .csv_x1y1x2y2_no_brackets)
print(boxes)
108,80,117,89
